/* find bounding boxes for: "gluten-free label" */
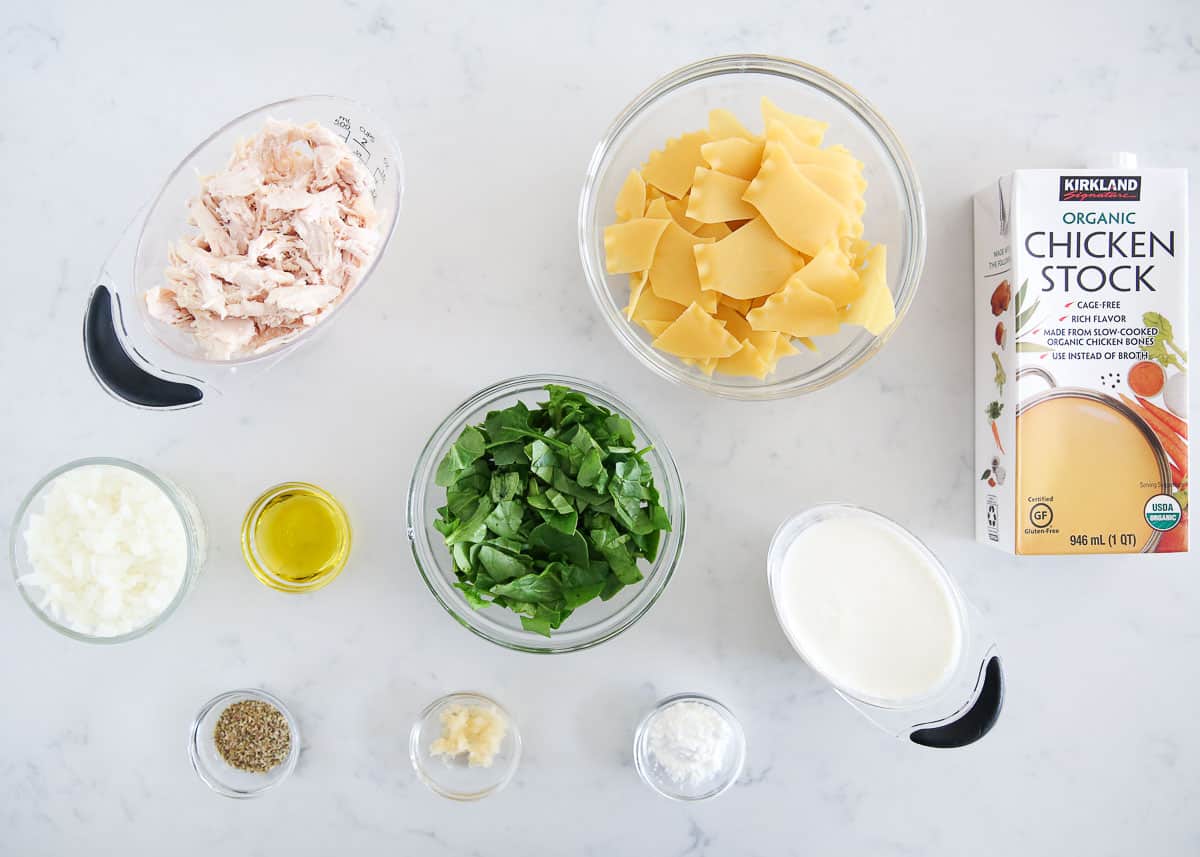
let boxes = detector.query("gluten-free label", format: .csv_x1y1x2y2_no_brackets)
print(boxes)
1029,502,1054,529
1144,494,1183,532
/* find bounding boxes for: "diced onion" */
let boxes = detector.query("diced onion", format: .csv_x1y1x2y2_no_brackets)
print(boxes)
21,465,187,636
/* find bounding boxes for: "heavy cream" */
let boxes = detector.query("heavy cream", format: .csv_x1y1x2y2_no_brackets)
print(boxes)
772,512,963,704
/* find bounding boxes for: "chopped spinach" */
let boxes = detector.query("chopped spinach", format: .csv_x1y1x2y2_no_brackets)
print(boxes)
433,384,671,636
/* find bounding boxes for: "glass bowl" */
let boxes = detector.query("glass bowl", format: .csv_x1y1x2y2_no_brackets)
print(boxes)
240,481,352,594
188,688,300,798
406,374,685,654
132,94,404,365
9,457,207,644
633,692,746,801
409,692,521,801
578,54,926,400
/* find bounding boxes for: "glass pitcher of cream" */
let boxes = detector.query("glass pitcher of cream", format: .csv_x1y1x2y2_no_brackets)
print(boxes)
767,504,1003,748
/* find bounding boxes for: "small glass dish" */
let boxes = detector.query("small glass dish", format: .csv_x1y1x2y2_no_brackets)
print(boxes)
406,374,686,654
9,457,207,644
578,54,926,400
188,688,301,799
240,481,352,593
409,692,521,801
634,693,746,802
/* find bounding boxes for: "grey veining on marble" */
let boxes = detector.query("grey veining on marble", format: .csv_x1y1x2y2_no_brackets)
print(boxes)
2,1,1199,855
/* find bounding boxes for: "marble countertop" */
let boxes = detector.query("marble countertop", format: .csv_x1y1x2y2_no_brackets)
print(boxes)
2,1,1198,854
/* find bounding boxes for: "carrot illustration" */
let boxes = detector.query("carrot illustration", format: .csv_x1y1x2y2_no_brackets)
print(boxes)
985,401,1004,454
1136,395,1187,440
1170,460,1184,488
1121,393,1188,479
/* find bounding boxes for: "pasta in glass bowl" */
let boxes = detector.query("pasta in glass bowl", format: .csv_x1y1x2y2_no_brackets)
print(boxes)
578,55,926,400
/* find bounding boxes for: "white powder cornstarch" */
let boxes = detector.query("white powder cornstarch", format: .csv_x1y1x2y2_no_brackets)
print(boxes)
21,465,188,636
645,701,732,785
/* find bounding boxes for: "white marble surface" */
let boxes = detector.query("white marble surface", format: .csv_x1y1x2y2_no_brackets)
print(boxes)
2,1,1198,854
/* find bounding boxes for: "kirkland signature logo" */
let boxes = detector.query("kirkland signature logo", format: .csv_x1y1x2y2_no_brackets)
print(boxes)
1059,175,1141,202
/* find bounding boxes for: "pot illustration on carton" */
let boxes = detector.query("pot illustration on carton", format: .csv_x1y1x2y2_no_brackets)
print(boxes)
1014,367,1174,554
974,167,1189,555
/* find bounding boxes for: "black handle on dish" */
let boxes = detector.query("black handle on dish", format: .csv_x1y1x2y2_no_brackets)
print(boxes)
83,285,203,410
909,656,1004,749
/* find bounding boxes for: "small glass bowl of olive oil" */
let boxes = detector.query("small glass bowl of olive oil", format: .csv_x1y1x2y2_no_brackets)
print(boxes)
241,482,351,593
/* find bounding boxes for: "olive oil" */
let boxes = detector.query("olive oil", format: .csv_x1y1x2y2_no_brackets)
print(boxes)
242,483,350,592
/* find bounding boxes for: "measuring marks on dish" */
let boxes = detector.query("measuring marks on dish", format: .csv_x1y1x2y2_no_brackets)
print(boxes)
333,113,391,199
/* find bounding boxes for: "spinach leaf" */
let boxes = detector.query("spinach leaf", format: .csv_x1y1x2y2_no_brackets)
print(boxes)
538,507,578,535
529,523,590,569
631,527,662,563
484,498,525,537
551,469,607,506
600,574,626,601
489,442,527,467
598,537,642,585
476,544,530,582
433,515,456,539
452,542,474,574
604,414,636,446
443,497,493,545
489,472,524,502
560,562,608,608
527,439,559,483
435,425,487,486
446,484,484,521
577,447,605,489
484,401,532,443
543,488,574,515
454,581,492,608
520,609,559,637
492,570,562,604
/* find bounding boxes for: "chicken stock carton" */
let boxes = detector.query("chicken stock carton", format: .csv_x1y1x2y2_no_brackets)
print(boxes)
974,168,1189,555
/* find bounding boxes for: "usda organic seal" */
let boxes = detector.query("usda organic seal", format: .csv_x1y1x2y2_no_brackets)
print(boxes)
1144,494,1183,532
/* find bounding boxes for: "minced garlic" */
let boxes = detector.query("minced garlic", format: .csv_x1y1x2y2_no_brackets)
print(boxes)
429,703,507,768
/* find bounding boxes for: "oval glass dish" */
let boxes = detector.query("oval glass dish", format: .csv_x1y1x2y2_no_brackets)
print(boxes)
407,374,685,653
132,94,404,365
82,95,405,411
765,504,1004,747
9,457,207,644
578,54,926,400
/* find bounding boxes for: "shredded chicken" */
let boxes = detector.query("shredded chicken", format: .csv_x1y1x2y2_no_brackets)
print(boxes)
147,119,381,359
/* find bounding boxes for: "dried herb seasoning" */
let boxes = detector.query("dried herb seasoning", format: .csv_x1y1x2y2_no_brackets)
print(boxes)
213,699,292,773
